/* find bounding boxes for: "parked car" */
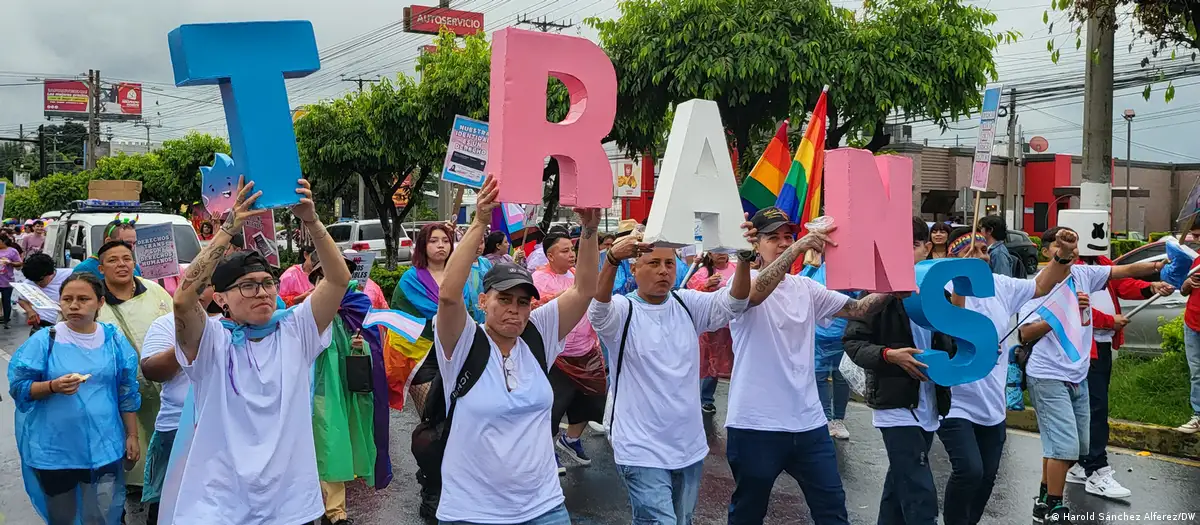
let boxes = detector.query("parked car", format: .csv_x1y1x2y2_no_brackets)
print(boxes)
1006,230,1040,277
1112,236,1191,355
326,219,412,263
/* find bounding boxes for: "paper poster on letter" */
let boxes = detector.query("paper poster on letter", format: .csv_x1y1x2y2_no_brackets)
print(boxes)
441,115,488,189
643,99,751,253
242,210,279,267
135,223,180,280
1058,209,1109,257
823,149,915,292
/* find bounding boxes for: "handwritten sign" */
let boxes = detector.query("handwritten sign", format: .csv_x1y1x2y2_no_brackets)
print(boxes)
242,210,279,267
441,115,489,189
12,281,58,312
135,223,180,281
970,85,1003,191
348,251,377,282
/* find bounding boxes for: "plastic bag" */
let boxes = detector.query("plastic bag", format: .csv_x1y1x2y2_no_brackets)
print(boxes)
838,353,866,397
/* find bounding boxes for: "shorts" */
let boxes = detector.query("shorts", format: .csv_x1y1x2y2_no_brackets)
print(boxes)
142,428,178,503
550,365,606,427
1028,375,1090,460
412,353,439,385
33,460,122,497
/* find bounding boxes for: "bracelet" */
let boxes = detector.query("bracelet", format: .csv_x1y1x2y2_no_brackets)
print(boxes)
736,250,756,262
1053,253,1074,265
47,381,55,394
882,348,891,362
606,253,622,267
221,226,239,237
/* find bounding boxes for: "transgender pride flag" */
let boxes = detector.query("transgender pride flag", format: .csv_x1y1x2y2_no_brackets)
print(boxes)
364,309,427,343
1035,277,1086,362
490,203,527,242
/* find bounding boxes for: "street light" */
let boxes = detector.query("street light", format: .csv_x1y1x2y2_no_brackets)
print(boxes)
1123,109,1136,237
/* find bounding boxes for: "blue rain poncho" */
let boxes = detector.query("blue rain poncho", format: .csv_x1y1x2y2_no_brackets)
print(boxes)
8,323,142,525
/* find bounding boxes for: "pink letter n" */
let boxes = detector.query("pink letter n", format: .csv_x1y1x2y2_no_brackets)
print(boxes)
823,149,916,292
488,27,617,207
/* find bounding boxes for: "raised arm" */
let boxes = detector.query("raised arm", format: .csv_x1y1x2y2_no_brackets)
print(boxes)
292,179,349,333
749,228,834,307
436,176,496,357
1033,228,1079,298
175,177,260,363
595,233,651,304
552,209,600,339
1110,259,1165,281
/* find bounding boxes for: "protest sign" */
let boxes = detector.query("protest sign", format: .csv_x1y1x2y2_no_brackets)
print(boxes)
135,223,180,280
0,181,7,219
902,258,999,387
643,99,752,253
823,149,916,292
970,85,1003,191
168,21,320,210
441,116,488,189
488,27,616,207
12,282,58,313
348,251,377,283
242,210,279,267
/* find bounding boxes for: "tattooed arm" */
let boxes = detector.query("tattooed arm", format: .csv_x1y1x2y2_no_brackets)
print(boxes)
749,229,832,306
554,209,600,340
175,177,260,364
833,292,892,320
294,179,349,334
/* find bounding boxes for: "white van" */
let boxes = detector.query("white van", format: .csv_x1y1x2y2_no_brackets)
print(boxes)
43,201,202,269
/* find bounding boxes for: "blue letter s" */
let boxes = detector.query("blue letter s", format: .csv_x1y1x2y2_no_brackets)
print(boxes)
902,258,998,387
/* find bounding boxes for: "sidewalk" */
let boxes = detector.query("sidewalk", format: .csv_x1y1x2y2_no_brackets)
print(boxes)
1006,408,1200,460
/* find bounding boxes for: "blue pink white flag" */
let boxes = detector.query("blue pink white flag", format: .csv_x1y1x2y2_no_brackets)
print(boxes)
1035,277,1085,362
364,309,427,343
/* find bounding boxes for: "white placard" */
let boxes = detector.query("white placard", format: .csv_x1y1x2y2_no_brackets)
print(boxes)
13,281,58,312
348,251,378,282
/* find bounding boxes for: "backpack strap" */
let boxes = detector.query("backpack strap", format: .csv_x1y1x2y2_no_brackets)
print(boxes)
43,327,57,379
670,291,692,322
446,326,492,422
609,299,635,432
519,322,550,376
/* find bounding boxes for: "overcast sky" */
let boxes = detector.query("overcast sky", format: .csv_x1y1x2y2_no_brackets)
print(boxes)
2,0,1197,163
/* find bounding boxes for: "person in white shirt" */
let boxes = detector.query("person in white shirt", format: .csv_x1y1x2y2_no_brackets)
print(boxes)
168,176,348,525
588,219,753,525
16,252,72,334
432,174,599,525
727,207,892,525
1017,226,1164,525
138,284,222,524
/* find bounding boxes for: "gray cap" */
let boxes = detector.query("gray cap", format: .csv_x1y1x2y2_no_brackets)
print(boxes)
482,262,540,299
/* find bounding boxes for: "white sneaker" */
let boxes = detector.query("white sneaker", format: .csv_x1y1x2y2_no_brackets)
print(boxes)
1176,415,1200,434
588,421,607,434
1066,464,1088,485
1085,466,1132,498
828,419,850,440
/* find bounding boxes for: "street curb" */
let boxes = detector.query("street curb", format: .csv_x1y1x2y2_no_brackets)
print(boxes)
1005,408,1200,460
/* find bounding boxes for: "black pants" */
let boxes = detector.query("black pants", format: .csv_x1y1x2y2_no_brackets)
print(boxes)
937,418,1007,525
548,364,605,435
1079,342,1112,474
0,286,12,324
878,426,938,525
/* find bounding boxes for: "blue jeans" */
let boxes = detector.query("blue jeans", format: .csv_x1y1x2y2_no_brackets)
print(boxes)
1186,326,1200,415
937,418,1006,525
700,377,718,406
726,427,849,525
815,369,849,420
1028,375,1090,460
878,426,938,525
439,503,570,525
616,460,703,525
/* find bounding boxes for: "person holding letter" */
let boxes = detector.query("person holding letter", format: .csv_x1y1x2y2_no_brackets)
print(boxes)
168,176,348,525
432,174,599,525
588,221,753,525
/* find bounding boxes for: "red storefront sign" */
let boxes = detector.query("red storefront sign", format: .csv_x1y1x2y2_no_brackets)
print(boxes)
116,83,142,117
404,5,484,36
44,80,90,116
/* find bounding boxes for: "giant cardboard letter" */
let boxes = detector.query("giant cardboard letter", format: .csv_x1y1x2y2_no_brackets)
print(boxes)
824,149,915,291
488,27,616,207
903,258,999,386
1058,209,1110,257
168,21,320,210
643,100,751,253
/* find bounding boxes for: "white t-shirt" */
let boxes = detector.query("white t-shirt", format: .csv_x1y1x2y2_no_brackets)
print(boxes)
1020,265,1111,384
170,300,332,525
726,273,850,433
873,322,941,431
141,314,189,433
433,301,565,524
20,269,72,323
589,289,749,469
1090,281,1117,343
54,321,105,349
947,275,1037,426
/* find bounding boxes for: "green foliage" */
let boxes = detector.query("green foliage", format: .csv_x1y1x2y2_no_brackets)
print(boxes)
156,133,231,211
1111,239,1146,258
369,264,410,301
1110,351,1194,427
1149,231,1172,242
1159,313,1185,354
32,171,96,211
4,184,41,220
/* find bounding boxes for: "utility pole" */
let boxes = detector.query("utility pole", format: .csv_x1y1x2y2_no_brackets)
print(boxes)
85,69,102,170
1003,88,1017,223
1123,109,1135,235
140,120,161,154
516,15,574,32
342,76,381,220
1080,9,1116,215
1016,125,1026,230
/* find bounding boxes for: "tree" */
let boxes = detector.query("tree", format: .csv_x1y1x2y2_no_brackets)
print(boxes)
32,171,95,212
157,132,231,213
4,185,41,220
42,122,88,163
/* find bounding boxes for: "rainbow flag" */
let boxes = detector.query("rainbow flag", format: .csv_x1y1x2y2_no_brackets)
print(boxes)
776,87,828,228
738,121,791,216
490,203,526,242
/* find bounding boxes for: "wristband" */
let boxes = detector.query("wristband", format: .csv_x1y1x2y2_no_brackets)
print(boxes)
606,253,622,267
1052,252,1074,265
736,250,756,262
48,381,55,394
882,348,891,362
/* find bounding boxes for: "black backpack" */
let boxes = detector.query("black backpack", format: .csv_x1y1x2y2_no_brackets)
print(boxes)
410,322,548,481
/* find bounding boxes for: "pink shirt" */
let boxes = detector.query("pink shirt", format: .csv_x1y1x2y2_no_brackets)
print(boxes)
532,266,597,357
279,264,314,305
361,279,388,309
686,262,736,292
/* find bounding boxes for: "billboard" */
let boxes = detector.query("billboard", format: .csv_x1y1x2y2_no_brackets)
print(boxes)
43,80,143,121
404,5,484,36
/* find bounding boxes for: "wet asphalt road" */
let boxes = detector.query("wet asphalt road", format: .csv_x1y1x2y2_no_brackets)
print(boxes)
0,320,1197,525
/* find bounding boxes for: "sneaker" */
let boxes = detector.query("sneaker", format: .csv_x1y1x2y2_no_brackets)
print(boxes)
1085,466,1132,498
1176,415,1200,434
828,419,850,440
588,421,607,434
555,434,592,466
701,403,717,414
1031,498,1049,523
557,456,566,476
1045,504,1073,524
1066,464,1088,485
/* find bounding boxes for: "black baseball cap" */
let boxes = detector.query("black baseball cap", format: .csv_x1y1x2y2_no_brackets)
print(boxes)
482,262,540,299
750,206,796,234
212,251,272,292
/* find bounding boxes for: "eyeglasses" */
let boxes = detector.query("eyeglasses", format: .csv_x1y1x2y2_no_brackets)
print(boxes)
502,355,516,392
232,279,278,298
